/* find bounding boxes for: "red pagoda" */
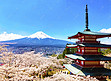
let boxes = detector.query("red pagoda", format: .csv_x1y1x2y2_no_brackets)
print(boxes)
63,5,111,80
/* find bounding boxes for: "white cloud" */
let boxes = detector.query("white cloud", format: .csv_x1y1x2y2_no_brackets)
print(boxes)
99,28,111,33
101,41,111,45
0,32,25,41
99,28,111,44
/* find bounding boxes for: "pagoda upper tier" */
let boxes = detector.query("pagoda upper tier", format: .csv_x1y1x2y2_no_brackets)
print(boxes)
68,31,111,39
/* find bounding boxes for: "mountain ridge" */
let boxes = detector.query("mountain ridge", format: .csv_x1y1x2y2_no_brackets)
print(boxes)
0,31,73,46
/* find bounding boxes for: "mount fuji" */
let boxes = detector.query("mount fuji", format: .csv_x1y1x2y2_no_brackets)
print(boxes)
28,31,54,39
0,31,72,47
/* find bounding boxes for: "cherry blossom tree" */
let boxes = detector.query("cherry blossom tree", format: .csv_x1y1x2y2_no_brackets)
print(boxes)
0,45,98,81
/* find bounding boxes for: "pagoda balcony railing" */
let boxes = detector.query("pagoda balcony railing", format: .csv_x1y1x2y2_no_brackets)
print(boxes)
75,63,104,68
76,51,101,55
76,41,100,44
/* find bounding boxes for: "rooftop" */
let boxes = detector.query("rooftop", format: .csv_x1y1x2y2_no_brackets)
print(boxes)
65,54,111,61
63,64,111,76
67,43,111,48
68,31,111,39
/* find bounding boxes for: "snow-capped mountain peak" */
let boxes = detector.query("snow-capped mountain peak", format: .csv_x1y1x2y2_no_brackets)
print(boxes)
28,31,54,39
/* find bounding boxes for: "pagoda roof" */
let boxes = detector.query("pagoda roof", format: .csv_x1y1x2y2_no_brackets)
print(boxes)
67,43,111,48
80,31,111,35
65,54,111,61
68,31,111,39
63,64,111,76
67,45,77,48
65,54,85,60
79,43,111,48
63,64,85,76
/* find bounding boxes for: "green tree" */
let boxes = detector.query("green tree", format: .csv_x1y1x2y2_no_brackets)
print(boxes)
98,48,111,55
62,44,77,58
57,54,63,59
57,44,77,59
51,54,57,57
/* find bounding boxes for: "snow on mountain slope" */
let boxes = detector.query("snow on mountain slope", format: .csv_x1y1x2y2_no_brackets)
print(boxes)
28,31,54,39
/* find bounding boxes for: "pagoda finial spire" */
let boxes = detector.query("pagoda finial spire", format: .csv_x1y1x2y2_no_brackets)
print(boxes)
86,5,88,28
84,5,90,31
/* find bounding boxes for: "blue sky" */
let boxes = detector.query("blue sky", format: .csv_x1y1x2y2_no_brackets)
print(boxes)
0,0,111,40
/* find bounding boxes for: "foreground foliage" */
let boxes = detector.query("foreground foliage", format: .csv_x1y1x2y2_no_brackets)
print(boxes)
98,48,111,55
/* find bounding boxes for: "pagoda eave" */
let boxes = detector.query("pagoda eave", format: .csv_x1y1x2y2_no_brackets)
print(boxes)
66,44,111,48
65,54,111,61
68,32,111,39
63,64,111,76
67,46,111,48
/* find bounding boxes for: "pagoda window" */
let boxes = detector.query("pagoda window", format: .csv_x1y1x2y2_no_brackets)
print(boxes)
81,36,84,38
78,49,80,52
85,49,98,52
85,39,96,41
69,48,72,52
81,61,84,65
78,37,81,39
85,61,100,65
77,60,79,63
77,46,79,48
85,36,96,39
82,49,84,53
85,47,97,50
